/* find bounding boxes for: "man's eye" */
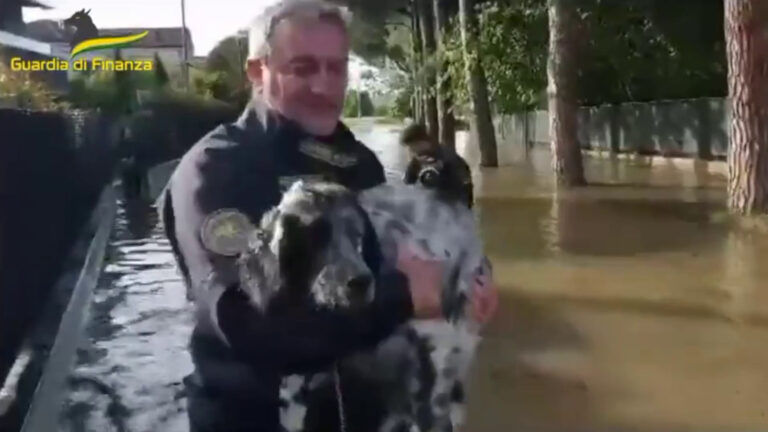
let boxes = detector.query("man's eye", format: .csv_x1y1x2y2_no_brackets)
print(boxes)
290,63,318,77
284,60,346,77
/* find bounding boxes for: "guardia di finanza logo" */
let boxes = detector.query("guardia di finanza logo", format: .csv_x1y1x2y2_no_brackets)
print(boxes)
11,8,155,72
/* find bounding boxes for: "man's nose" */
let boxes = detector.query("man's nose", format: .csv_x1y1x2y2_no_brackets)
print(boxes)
308,67,344,94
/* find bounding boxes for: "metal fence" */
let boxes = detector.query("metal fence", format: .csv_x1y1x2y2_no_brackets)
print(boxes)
494,97,730,159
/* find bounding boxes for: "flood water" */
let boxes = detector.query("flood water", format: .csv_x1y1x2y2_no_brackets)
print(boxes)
59,199,193,432
60,118,768,432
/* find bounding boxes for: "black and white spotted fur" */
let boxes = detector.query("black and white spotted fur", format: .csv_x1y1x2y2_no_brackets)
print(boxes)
237,180,489,432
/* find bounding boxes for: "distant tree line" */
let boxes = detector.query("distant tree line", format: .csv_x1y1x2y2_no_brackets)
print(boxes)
3,0,767,215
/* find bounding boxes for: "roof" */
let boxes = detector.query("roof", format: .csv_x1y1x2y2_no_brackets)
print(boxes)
25,20,193,51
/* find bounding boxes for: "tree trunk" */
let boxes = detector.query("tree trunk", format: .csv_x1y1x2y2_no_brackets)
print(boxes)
547,0,586,186
458,0,498,167
433,0,456,151
725,0,768,214
417,0,439,141
411,0,425,123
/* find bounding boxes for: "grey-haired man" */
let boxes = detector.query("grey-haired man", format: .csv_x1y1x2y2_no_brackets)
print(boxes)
159,1,497,430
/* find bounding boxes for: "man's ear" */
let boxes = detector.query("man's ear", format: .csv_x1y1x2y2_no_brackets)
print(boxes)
245,58,265,88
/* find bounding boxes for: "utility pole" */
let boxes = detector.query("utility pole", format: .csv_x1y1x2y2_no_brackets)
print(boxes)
180,0,189,91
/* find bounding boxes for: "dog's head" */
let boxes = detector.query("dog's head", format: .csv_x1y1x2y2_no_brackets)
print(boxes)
239,181,377,312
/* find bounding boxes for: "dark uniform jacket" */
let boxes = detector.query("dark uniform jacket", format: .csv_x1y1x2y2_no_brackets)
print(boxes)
159,99,414,432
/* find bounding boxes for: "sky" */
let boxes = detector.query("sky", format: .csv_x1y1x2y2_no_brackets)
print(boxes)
23,0,281,57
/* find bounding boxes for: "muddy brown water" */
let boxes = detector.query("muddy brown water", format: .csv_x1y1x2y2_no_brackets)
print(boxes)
59,119,768,432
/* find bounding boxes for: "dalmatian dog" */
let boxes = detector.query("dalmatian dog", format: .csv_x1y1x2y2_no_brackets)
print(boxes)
236,180,490,432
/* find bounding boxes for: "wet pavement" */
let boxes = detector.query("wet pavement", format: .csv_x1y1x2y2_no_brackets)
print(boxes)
60,118,768,431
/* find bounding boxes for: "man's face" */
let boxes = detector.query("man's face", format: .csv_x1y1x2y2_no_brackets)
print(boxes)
247,17,349,136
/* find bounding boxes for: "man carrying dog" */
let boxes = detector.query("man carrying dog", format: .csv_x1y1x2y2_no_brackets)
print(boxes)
159,1,498,430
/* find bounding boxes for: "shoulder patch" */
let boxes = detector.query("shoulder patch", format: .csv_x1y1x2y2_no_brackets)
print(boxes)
298,139,358,168
200,209,254,256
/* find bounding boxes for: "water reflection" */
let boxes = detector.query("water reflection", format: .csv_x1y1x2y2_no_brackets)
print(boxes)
454,131,768,431
720,230,768,324
352,121,410,180
59,190,193,432
123,198,155,240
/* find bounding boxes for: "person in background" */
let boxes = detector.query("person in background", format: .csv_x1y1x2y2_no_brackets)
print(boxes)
400,123,475,208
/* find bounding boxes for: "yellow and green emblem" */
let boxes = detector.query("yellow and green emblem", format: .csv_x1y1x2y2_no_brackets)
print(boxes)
70,31,149,58
200,209,255,256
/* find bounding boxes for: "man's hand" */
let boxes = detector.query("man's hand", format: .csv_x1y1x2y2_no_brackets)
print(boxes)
395,243,443,319
470,273,499,327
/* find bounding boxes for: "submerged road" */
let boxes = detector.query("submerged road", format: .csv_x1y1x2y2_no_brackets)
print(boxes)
59,119,768,432
59,197,193,432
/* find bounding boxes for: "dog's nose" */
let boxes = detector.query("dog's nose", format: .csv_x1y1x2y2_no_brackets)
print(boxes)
347,275,373,295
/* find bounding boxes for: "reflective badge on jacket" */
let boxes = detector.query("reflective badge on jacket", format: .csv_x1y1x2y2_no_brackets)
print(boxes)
298,139,358,168
200,209,254,256
278,174,326,192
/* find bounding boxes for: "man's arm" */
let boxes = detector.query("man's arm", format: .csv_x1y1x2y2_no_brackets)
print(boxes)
217,272,412,374
167,141,415,375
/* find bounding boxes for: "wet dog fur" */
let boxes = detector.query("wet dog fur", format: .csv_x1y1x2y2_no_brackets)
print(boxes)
237,180,488,432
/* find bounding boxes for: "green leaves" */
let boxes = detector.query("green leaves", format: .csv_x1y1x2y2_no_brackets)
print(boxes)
577,0,726,104
439,0,725,113
441,0,548,114
332,0,725,116
330,0,412,63
202,32,249,109
343,89,375,117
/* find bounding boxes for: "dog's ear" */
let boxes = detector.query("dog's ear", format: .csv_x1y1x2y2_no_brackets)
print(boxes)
277,214,313,293
279,214,332,261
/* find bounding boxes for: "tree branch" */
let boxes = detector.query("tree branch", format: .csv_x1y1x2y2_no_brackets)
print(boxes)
391,57,409,73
